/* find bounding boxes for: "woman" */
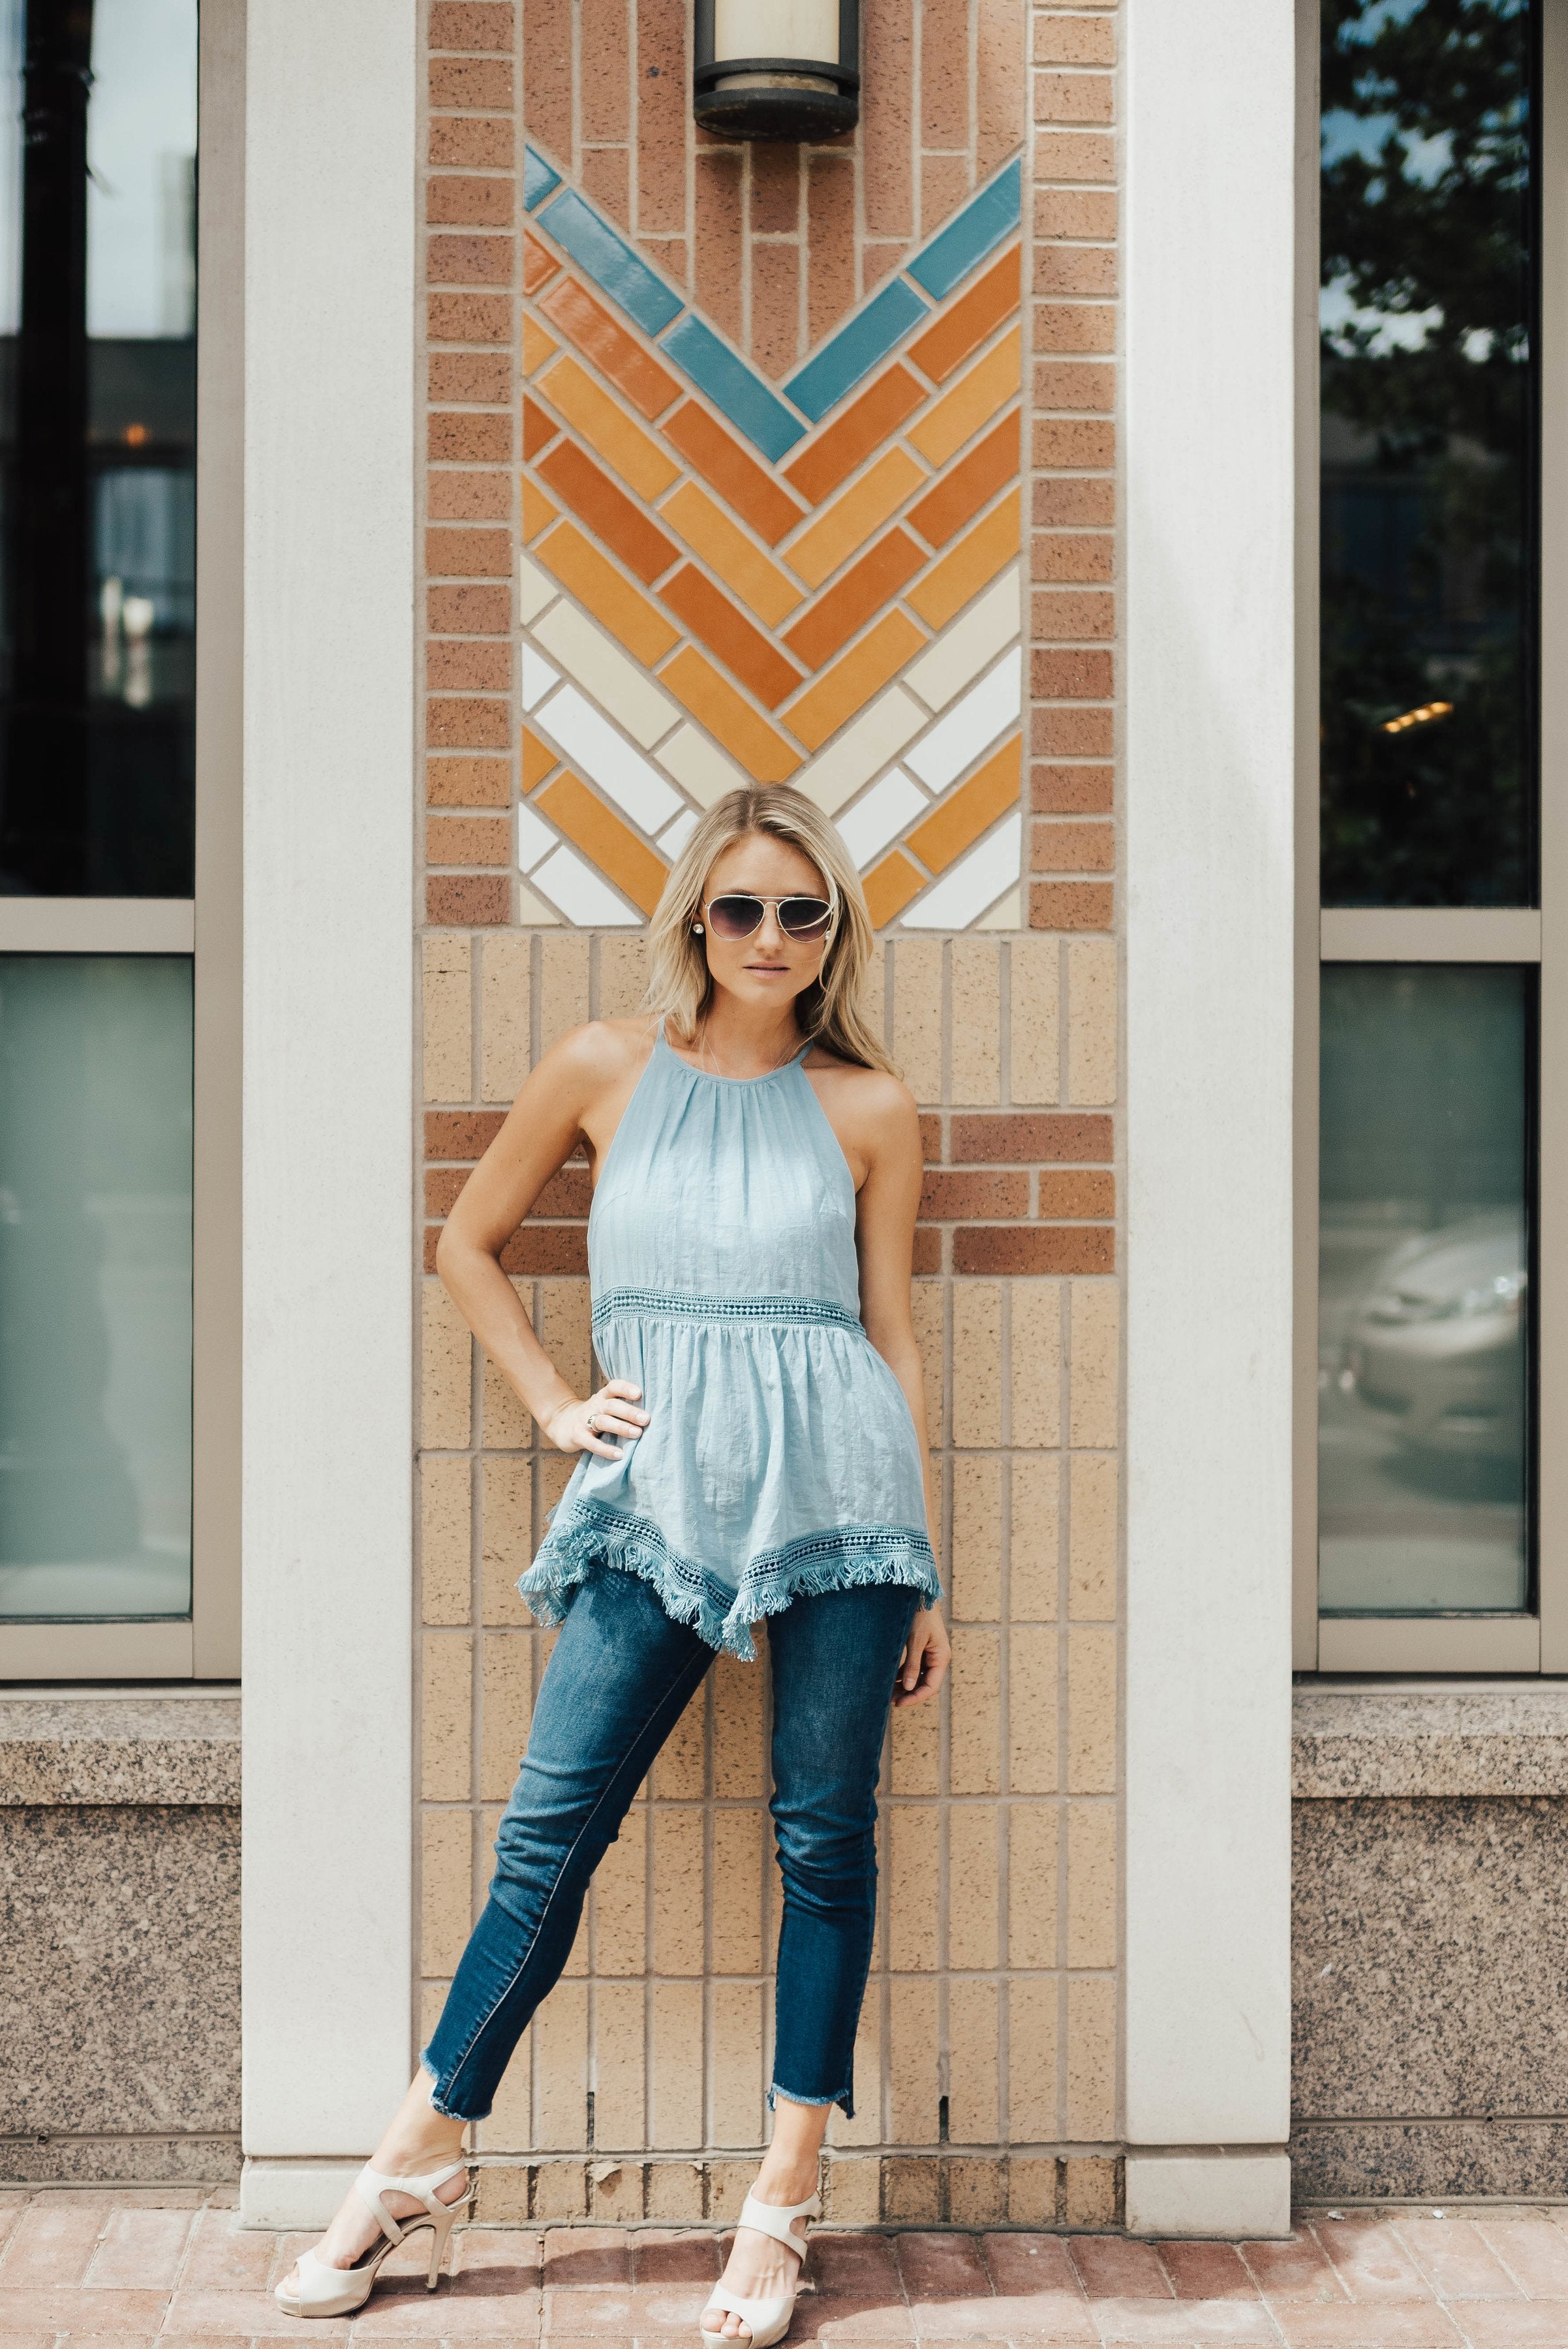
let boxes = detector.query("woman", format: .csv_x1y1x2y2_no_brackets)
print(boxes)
277,785,950,2344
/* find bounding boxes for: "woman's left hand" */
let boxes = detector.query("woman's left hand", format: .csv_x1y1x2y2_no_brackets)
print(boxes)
893,1606,951,1707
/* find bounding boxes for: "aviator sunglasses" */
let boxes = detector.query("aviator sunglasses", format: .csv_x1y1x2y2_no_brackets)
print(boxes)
701,892,835,942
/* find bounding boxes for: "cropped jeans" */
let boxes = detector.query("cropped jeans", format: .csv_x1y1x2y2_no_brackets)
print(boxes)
422,1565,919,2123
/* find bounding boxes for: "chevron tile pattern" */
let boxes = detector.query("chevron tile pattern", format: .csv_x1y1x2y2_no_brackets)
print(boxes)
511,157,1024,934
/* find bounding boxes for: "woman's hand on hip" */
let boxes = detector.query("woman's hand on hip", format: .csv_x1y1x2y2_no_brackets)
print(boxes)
893,1606,950,1707
542,1381,649,1458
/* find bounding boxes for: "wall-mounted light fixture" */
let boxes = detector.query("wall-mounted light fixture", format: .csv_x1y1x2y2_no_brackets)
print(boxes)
693,0,859,142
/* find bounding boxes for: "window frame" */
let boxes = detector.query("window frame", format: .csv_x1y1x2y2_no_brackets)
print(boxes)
0,0,242,1683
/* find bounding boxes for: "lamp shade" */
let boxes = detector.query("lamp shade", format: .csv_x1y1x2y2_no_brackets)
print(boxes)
693,0,859,141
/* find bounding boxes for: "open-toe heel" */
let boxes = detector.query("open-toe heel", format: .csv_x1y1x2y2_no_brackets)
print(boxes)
699,2189,820,2349
274,2158,472,2319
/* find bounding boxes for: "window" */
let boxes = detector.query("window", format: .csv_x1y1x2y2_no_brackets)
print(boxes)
1299,0,1568,1670
0,0,239,1681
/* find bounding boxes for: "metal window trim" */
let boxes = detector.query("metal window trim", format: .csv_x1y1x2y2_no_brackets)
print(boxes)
1320,909,1544,962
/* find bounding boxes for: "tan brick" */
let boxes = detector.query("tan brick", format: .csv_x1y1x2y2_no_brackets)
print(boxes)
827,2000,882,2149
540,932,591,1052
1067,1627,1116,1793
482,933,533,1103
1069,1280,1118,1447
707,2158,761,2221
534,1979,589,2149
422,1633,473,1800
951,1455,1002,1621
1009,1801,1059,1966
480,1631,532,1802
481,1455,534,1625
651,1983,705,2149
711,1807,765,1974
590,2157,646,2219
423,934,473,1105
1009,935,1060,1106
711,1982,765,2147
593,1982,647,2151
890,1685,940,1794
946,1980,999,2143
947,1805,999,1969
651,1807,705,1974
949,1627,1001,1795
1064,2155,1120,2227
1066,1801,1116,1969
882,2153,940,2220
823,2155,881,2222
713,1651,766,1798
422,1454,472,1625
1007,1976,1058,2141
887,1976,939,2144
947,2155,1007,2226
482,2036,532,2155
422,1809,473,1975
1034,129,1116,182
594,1805,647,1974
1034,14,1117,63
1009,1627,1060,1794
1008,2154,1062,2225
646,2160,705,2218
480,1338,532,1449
1010,1454,1060,1620
532,2159,587,2218
1009,1278,1062,1448
1068,1451,1117,1620
893,936,943,1103
562,1909,590,1980
598,933,650,1018
1034,69,1115,123
475,2163,530,2217
1066,935,1116,1105
1065,1975,1115,2140
953,1283,1002,1447
423,1280,472,1448
540,1278,593,1406
653,1683,707,1799
911,1282,945,1446
949,940,1000,1107
888,1806,940,1970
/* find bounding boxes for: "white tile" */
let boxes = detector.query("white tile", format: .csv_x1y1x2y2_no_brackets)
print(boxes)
530,844,642,927
534,684,684,835
658,808,699,859
904,568,1022,711
655,722,745,810
793,686,925,815
900,812,1022,930
836,771,928,869
974,885,1022,929
516,801,557,870
517,880,562,924
517,556,556,626
533,601,679,748
904,655,1021,790
521,645,560,711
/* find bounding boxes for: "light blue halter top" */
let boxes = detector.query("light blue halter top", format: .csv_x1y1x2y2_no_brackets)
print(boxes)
518,1024,939,1659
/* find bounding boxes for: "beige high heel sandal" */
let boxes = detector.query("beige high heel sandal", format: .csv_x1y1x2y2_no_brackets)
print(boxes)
273,2158,473,2320
699,2188,820,2349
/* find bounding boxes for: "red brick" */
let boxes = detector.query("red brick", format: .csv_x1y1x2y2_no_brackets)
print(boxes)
426,1167,470,1216
1033,820,1113,873
428,472,512,522
430,410,514,463
695,149,744,344
427,695,510,748
919,1171,1028,1219
1036,188,1118,239
1030,880,1113,930
427,174,515,226
1032,588,1115,639
1034,478,1115,528
1032,532,1113,584
429,232,514,285
428,583,511,634
807,154,856,349
1034,129,1116,182
921,153,970,240
429,350,512,403
428,292,511,344
430,117,514,168
429,56,514,109
1034,418,1115,468
912,1227,942,1274
428,756,512,806
1032,763,1114,815
500,1225,590,1274
861,0,912,237
582,144,631,231
427,1110,508,1158
1035,245,1117,298
581,0,631,138
427,640,511,692
534,1167,593,1218
525,0,573,162
1034,18,1117,65
1034,70,1115,124
1034,301,1116,355
1033,648,1112,699
750,144,799,236
431,1,515,50
1033,361,1116,416
752,239,801,379
951,1113,1112,1163
955,1225,1115,1274
977,0,1024,177
921,0,968,142
427,874,510,925
428,812,512,865
919,1113,942,1163
1038,1171,1115,1218
636,0,688,235
427,526,513,577
1032,705,1112,757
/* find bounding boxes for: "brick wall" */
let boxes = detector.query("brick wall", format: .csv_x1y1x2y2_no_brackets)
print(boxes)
417,0,1123,2224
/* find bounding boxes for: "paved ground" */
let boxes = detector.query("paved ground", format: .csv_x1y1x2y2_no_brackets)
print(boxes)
6,2191,1568,2346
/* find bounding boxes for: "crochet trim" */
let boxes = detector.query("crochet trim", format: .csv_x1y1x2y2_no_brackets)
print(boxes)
591,1287,861,1334
517,1497,939,1661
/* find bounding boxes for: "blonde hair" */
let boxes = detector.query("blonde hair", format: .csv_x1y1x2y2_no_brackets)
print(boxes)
643,787,895,1074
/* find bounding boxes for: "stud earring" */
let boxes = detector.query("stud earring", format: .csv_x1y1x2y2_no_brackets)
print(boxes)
692,922,703,934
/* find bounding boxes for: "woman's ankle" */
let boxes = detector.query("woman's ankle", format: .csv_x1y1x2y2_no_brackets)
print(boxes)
752,2153,821,2207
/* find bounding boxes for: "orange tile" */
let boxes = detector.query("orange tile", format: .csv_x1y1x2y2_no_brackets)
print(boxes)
785,449,927,590
536,521,681,666
535,354,680,500
539,275,681,422
536,440,680,585
521,476,560,542
863,850,926,927
522,728,558,788
537,773,668,916
658,565,803,710
660,647,802,782
906,327,1021,465
783,530,926,671
905,736,1021,872
905,491,1021,628
660,400,807,547
522,398,559,461
784,611,924,750
908,416,1019,549
660,482,802,626
523,232,559,294
909,248,1021,384
523,316,559,375
784,365,927,506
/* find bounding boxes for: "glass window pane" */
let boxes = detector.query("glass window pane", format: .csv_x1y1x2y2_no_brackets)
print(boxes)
0,0,198,897
0,955,192,1621
1319,964,1530,1614
1320,0,1537,907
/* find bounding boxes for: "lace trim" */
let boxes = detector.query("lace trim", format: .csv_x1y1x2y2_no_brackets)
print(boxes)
517,1497,939,1661
591,1287,861,1334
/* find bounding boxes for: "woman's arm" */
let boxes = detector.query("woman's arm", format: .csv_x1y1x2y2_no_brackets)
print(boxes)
435,1022,650,1458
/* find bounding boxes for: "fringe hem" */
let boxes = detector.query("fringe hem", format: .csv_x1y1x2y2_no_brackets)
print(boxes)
517,1500,940,1662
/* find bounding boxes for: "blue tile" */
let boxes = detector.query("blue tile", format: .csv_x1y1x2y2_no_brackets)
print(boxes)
534,187,683,335
906,159,1022,300
783,279,930,423
523,146,561,211
659,316,807,461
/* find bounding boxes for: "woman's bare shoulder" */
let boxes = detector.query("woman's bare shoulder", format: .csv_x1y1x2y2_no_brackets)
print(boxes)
805,1050,917,1129
532,1015,658,1097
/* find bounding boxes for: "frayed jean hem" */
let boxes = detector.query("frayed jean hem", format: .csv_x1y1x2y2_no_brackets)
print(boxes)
420,2049,491,2125
769,2080,853,2120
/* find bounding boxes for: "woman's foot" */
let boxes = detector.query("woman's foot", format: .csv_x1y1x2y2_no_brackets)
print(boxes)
276,2072,469,2301
700,2160,819,2343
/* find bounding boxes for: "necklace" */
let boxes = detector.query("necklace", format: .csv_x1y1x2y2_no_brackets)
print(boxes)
696,1017,801,1080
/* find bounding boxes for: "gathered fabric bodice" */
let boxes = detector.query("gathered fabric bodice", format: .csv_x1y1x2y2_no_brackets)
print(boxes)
517,1026,938,1658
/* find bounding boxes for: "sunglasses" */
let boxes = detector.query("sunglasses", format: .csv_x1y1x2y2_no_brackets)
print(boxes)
703,893,835,942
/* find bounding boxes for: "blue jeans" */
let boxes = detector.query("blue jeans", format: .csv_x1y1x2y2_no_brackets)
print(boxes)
421,1566,919,2123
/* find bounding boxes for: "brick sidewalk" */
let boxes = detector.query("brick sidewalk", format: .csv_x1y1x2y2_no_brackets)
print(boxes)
5,2191,1568,2345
